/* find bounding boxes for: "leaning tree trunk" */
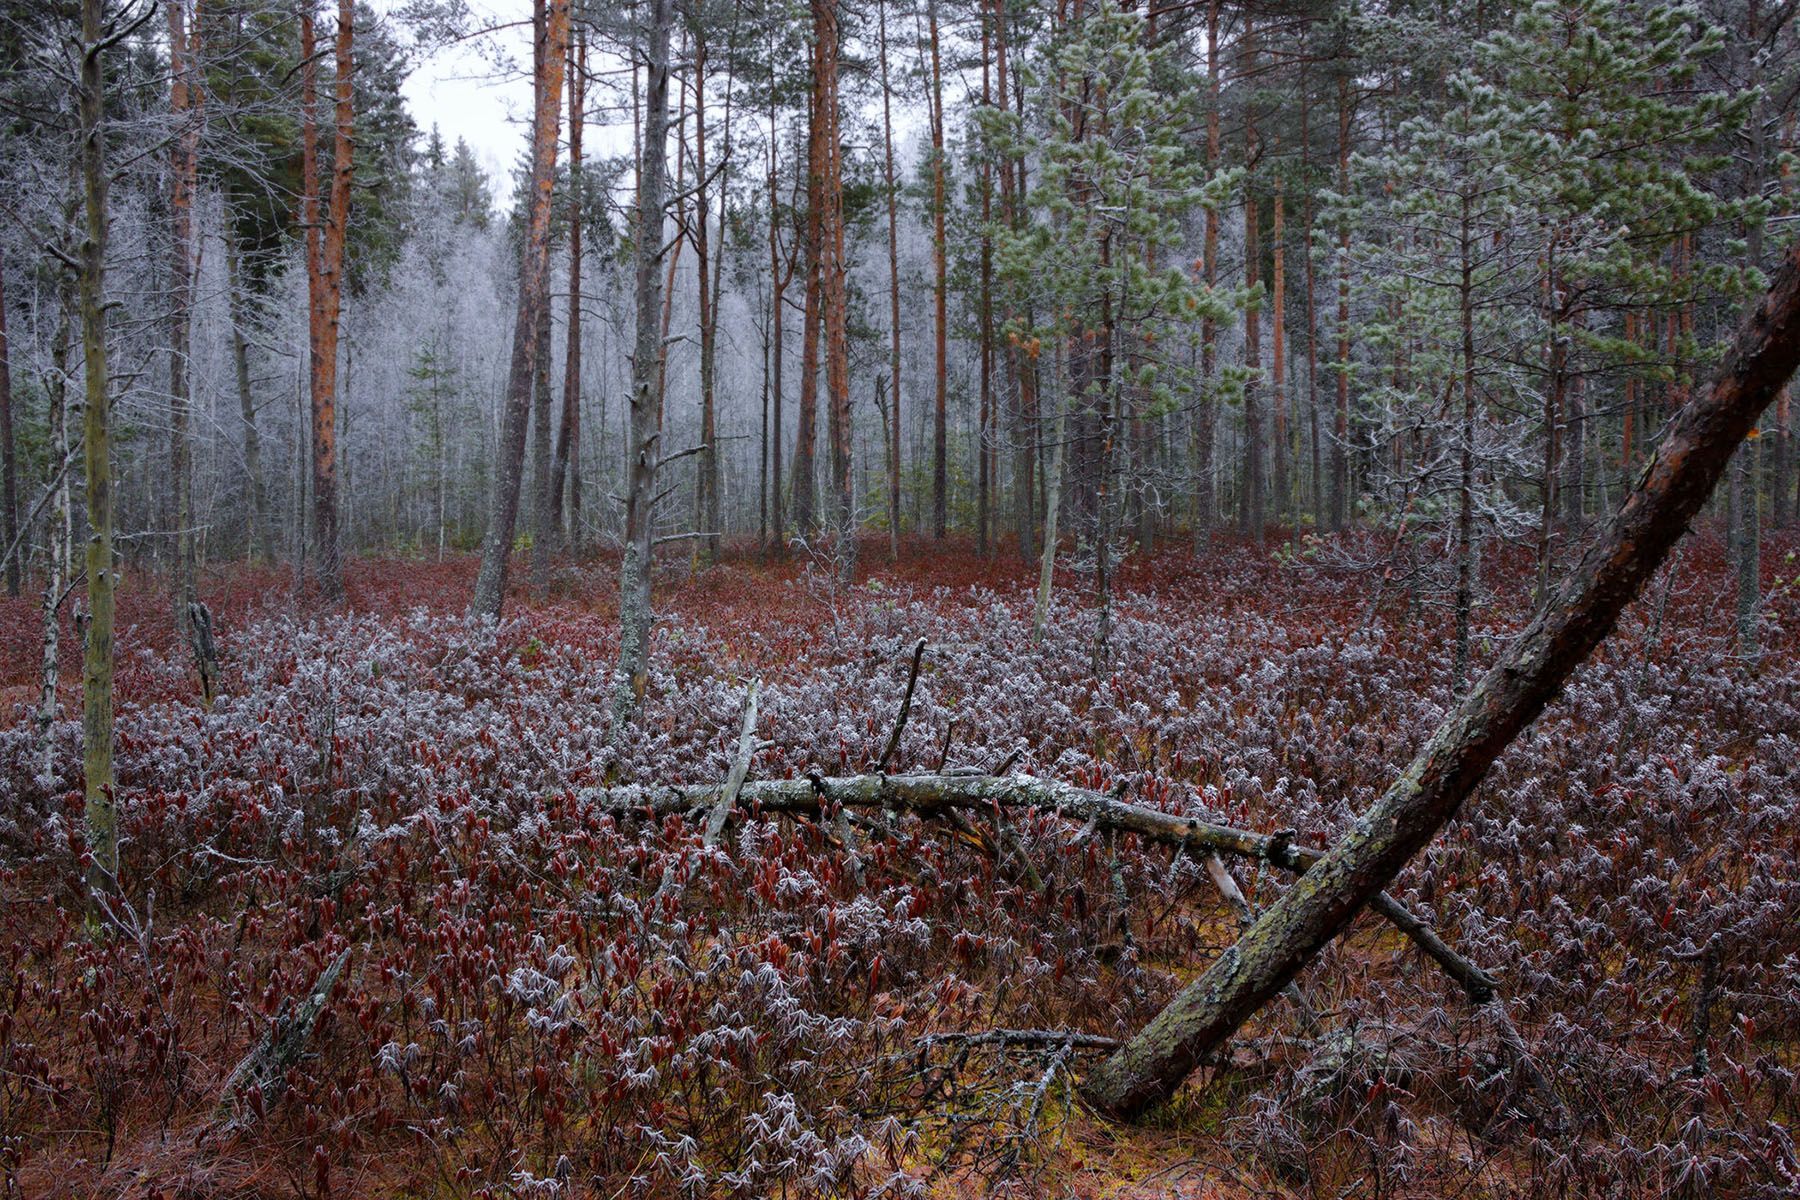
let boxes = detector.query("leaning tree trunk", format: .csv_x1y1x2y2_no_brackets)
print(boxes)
613,0,672,722
471,0,567,619
1080,232,1800,1120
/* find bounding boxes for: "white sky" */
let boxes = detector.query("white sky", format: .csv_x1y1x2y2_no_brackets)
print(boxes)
392,0,537,183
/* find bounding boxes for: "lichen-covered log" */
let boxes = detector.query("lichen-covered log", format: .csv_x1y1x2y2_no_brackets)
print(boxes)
1078,234,1800,1121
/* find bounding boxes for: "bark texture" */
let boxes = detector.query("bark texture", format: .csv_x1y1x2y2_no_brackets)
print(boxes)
79,0,119,897
471,0,567,619
613,0,672,721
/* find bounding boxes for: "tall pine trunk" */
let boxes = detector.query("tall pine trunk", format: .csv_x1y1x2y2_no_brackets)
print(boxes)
471,0,567,618
793,30,825,538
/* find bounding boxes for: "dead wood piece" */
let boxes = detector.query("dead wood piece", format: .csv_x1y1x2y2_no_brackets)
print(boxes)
702,679,759,848
878,637,926,772
581,771,1505,1026
917,1029,1121,1051
217,946,350,1128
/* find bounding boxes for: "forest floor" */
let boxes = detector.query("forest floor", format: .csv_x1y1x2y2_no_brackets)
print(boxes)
0,529,1796,1198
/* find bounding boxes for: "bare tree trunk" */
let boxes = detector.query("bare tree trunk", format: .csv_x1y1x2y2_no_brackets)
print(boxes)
793,30,824,538
1196,0,1219,543
613,0,672,721
300,0,352,605
765,49,789,553
166,0,202,629
1032,345,1069,644
471,0,567,619
818,0,853,583
1271,173,1287,530
692,34,717,568
1330,74,1351,532
224,230,271,563
1080,236,1800,1120
878,0,902,559
550,28,585,558
1453,193,1477,694
976,7,994,559
928,0,948,540
1775,387,1793,527
996,0,1032,562
78,0,121,901
1240,17,1264,545
37,282,73,776
702,38,733,565
530,303,553,598
1733,438,1760,662
0,248,17,598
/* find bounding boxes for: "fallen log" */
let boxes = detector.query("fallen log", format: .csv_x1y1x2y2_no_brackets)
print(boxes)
1077,227,1800,1119
580,772,1508,1018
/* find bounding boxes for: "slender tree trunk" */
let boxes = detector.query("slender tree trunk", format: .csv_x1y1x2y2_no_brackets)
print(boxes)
1454,194,1478,694
766,52,788,553
1331,74,1351,531
166,0,202,630
997,0,1033,562
530,303,553,598
551,29,585,557
692,35,717,567
224,230,271,563
471,0,567,619
977,7,994,559
928,0,948,539
1082,234,1800,1121
1195,0,1219,543
614,0,672,720
37,281,73,776
78,0,119,901
0,248,17,598
1271,173,1287,530
818,0,854,583
1241,17,1263,545
1538,240,1564,601
1775,387,1793,527
1032,344,1069,644
704,42,733,561
879,0,903,559
793,27,825,538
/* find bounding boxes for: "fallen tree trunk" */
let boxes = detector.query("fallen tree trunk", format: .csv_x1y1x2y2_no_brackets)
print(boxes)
1078,235,1800,1119
581,771,1504,1016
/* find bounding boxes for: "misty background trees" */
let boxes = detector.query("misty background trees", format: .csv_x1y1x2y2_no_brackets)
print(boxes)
0,0,1793,648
